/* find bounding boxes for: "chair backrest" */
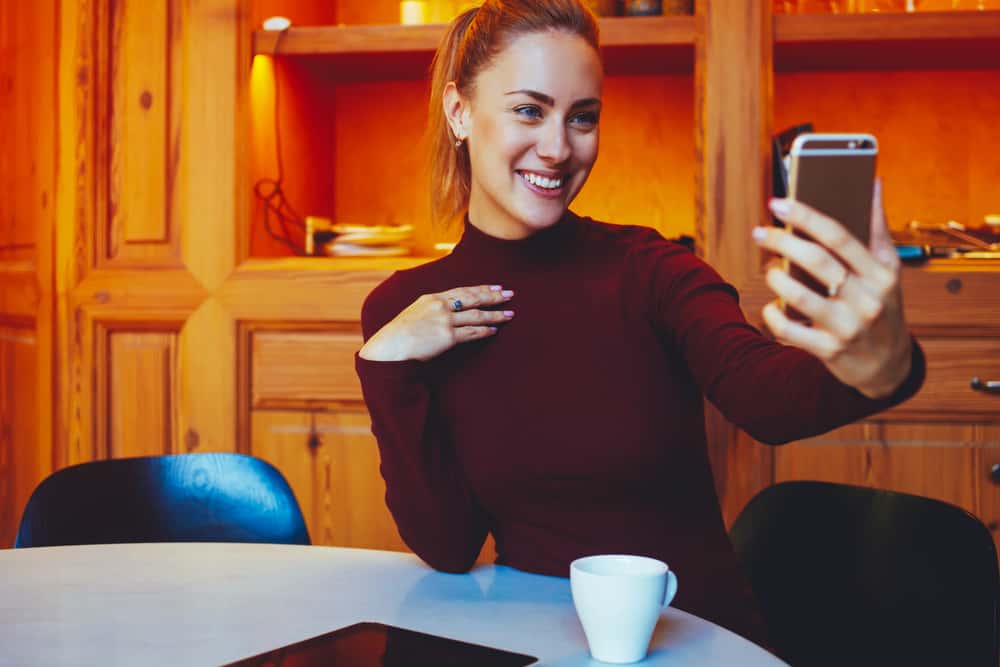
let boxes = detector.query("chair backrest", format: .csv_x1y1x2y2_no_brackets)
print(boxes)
730,481,999,667
14,453,310,547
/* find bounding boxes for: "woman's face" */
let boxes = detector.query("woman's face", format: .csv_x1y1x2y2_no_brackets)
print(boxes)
450,30,603,239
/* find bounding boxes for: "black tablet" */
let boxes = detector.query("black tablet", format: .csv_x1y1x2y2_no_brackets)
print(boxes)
223,621,539,666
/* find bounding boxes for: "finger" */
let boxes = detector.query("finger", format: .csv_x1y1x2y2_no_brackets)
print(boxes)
765,266,861,341
762,301,845,362
440,284,515,311
769,197,893,287
753,225,848,292
451,309,514,327
455,325,499,342
868,178,900,270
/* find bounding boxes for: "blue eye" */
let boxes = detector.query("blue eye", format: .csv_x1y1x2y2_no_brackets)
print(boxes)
571,111,599,128
514,105,543,120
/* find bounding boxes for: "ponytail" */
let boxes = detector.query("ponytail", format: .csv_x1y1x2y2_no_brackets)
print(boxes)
427,8,480,227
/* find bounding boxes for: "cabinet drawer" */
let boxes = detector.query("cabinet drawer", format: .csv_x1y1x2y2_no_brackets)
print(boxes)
252,330,364,408
897,338,1000,416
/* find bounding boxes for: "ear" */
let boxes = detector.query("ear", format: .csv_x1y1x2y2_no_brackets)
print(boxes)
442,81,471,141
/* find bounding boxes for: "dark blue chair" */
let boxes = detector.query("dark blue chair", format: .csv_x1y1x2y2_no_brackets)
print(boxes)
15,453,310,547
730,480,999,667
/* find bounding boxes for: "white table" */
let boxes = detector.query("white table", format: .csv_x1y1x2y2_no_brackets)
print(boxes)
0,543,789,666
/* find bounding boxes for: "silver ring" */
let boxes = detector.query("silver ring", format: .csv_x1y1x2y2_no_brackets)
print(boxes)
827,272,848,299
451,299,463,312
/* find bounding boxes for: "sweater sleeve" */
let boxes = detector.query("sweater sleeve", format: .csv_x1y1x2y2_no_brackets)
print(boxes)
629,233,926,445
354,274,489,572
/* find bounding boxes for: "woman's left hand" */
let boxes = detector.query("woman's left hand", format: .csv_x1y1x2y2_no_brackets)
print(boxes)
752,179,913,399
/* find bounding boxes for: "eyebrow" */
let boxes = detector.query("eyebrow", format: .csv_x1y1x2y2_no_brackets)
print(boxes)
504,89,601,110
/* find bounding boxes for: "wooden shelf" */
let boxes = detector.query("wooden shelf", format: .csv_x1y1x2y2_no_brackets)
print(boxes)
252,16,696,80
775,11,1000,71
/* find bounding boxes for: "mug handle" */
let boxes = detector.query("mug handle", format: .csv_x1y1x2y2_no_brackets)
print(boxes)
662,570,678,607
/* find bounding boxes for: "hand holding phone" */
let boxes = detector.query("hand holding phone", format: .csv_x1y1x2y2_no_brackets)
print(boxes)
752,133,915,400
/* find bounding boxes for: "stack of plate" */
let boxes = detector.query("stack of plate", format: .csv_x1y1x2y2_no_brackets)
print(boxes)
323,224,415,257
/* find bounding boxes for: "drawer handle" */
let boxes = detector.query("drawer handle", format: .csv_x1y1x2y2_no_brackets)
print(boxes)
992,464,1000,485
971,378,1000,394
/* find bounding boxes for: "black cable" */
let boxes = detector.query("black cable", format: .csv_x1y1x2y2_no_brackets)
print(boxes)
254,27,307,256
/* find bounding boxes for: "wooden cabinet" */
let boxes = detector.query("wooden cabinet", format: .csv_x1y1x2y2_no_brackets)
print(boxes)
2,0,999,559
699,4,1000,556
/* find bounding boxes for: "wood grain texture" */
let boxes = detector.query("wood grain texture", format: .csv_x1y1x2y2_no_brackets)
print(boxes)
774,428,979,512
180,0,238,291
106,0,172,261
220,261,394,320
695,0,772,288
0,323,39,547
250,409,497,563
106,330,177,458
251,409,406,550
177,297,238,455
252,328,364,408
0,0,56,261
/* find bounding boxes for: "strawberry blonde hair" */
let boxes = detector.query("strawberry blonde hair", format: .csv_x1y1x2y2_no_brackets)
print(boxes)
427,0,600,226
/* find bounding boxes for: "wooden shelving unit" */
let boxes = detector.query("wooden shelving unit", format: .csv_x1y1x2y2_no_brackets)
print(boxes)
252,16,697,79
775,11,1000,70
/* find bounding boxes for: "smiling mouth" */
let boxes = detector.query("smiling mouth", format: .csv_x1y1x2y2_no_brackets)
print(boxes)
517,170,566,194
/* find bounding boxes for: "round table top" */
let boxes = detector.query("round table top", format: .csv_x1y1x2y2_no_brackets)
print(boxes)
0,543,789,666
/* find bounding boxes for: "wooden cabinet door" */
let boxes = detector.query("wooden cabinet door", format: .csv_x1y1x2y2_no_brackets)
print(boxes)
251,409,408,550
56,0,239,467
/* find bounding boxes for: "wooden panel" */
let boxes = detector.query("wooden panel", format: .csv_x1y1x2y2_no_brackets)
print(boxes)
890,337,1000,417
251,409,497,562
0,323,38,547
252,329,364,408
774,422,983,515
696,0,772,288
106,330,177,458
221,262,393,320
103,0,181,265
0,0,56,260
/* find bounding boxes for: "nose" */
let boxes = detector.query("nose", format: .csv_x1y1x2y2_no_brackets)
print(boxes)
535,119,571,165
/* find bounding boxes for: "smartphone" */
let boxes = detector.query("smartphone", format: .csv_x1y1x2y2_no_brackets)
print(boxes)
782,132,878,322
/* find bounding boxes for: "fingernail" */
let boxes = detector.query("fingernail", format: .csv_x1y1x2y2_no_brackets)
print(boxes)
488,326,498,333
769,198,791,216
752,227,767,242
503,310,514,318
490,285,502,291
501,290,514,298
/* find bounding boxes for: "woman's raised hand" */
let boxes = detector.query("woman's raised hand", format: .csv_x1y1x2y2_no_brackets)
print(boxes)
359,285,515,362
752,180,913,399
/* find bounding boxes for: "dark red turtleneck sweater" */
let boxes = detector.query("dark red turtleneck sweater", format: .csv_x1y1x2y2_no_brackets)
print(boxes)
355,212,925,644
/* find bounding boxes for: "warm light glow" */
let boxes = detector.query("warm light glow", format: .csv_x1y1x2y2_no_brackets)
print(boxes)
262,16,291,31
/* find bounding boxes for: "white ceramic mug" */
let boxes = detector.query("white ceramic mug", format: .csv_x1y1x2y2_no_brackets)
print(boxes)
570,554,679,664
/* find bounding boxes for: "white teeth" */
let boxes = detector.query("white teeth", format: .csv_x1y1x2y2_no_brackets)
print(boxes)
521,172,562,190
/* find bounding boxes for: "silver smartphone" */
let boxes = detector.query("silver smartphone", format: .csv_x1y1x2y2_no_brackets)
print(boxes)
783,132,878,322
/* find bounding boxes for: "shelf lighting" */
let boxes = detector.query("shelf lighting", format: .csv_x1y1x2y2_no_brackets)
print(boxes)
262,16,292,31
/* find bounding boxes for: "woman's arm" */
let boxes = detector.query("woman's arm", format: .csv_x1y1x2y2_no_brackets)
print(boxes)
631,229,924,446
355,276,512,572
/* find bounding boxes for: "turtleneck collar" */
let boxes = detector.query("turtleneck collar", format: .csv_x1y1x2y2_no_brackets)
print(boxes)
450,209,581,267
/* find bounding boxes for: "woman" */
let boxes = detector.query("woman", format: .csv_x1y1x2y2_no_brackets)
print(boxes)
354,0,923,645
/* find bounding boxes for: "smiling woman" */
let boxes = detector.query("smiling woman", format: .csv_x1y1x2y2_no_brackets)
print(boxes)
353,0,926,652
